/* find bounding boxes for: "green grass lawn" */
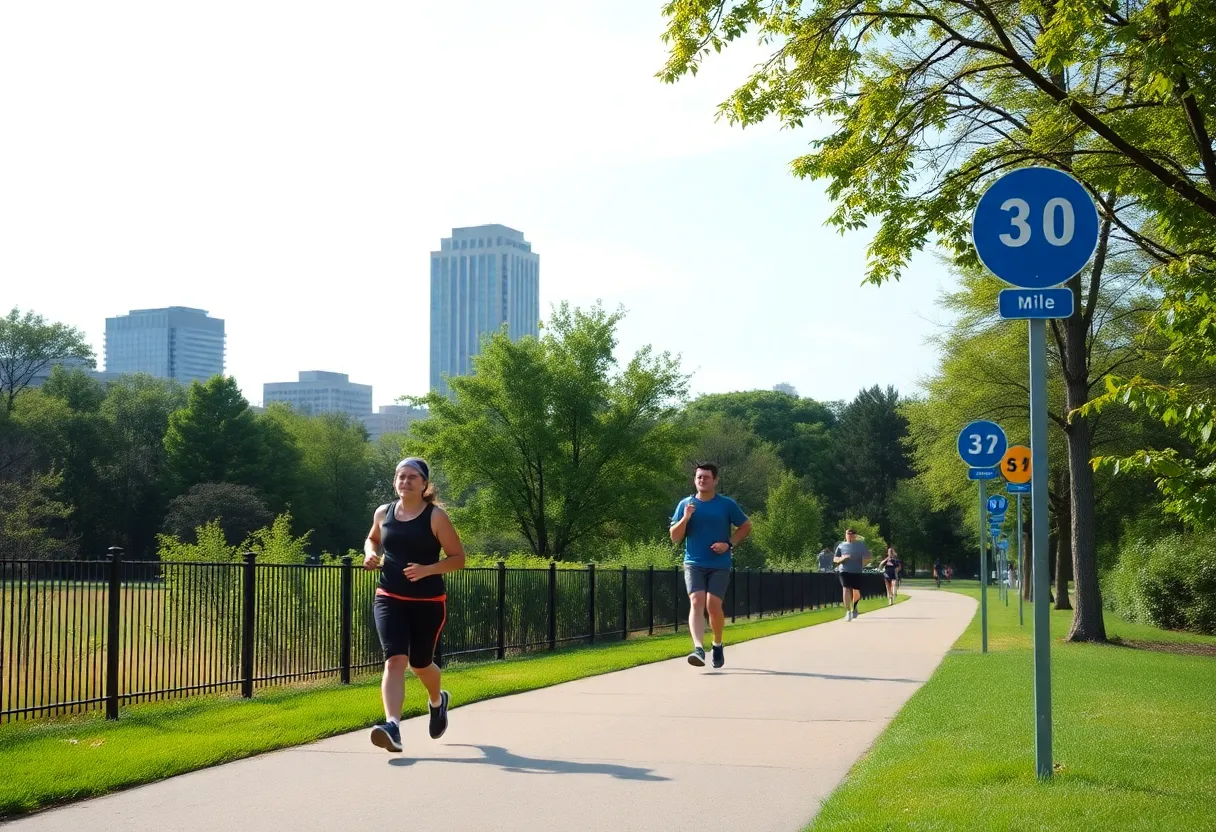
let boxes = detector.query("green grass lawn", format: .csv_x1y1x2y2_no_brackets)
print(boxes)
0,594,899,819
810,582,1216,831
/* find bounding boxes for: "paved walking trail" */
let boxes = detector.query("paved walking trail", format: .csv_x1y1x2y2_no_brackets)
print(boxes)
7,588,975,832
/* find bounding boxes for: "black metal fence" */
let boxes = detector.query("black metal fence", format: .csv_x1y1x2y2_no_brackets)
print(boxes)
0,550,885,723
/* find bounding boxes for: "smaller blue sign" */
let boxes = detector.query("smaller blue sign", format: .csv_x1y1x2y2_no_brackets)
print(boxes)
999,288,1075,319
969,467,999,480
1007,482,1032,493
997,539,1009,550
987,495,1009,514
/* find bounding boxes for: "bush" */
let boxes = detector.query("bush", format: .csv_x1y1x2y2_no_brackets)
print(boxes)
1105,534,1216,635
162,482,272,545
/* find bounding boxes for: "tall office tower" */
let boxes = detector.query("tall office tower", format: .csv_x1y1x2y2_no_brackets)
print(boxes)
104,307,225,385
429,224,540,396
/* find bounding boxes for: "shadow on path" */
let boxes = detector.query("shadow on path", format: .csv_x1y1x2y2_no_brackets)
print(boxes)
388,744,670,781
718,668,921,684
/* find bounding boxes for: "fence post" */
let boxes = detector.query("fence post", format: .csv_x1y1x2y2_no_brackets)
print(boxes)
745,568,752,619
647,565,655,636
620,565,628,641
588,563,596,644
758,570,764,619
548,562,557,651
241,550,256,699
496,561,507,660
105,546,123,720
340,555,352,684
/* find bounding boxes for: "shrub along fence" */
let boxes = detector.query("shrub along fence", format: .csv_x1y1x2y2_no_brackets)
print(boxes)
0,550,885,723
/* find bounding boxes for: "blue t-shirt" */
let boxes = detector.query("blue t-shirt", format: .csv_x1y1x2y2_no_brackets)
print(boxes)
671,494,748,570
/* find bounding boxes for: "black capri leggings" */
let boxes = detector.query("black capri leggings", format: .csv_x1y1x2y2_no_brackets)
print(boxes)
374,594,447,668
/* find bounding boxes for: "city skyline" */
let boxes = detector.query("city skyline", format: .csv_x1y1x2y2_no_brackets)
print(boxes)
3,0,952,412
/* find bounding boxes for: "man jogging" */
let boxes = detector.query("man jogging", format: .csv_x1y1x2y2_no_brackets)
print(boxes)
833,529,870,620
670,462,751,668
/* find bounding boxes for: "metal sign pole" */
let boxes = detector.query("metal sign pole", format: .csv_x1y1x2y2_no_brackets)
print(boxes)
1018,493,1024,626
1030,318,1053,779
979,478,988,654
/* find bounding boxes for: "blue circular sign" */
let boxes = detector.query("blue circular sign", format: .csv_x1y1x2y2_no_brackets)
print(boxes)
972,167,1099,289
958,420,1008,468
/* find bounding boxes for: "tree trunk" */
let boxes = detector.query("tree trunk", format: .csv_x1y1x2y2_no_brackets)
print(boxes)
1061,299,1107,642
1055,495,1073,610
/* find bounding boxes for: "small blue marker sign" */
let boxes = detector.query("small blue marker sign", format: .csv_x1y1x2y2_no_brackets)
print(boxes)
999,288,1074,319
987,495,1009,514
1007,482,1032,493
969,467,999,480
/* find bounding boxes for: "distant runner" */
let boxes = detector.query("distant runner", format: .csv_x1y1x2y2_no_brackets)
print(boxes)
878,546,902,606
933,558,944,588
833,529,871,620
817,545,834,573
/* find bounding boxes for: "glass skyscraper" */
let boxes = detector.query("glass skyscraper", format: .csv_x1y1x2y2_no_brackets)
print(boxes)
429,224,540,396
104,307,225,386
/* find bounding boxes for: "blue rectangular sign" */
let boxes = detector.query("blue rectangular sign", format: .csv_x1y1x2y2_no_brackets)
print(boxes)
969,467,999,480
998,288,1074,319
1007,482,1031,493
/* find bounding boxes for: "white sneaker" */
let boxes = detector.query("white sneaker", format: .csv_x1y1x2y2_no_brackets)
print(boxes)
845,610,853,621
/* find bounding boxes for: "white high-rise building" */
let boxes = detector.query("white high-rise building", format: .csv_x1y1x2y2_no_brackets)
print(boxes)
429,224,540,396
263,371,372,417
104,307,225,385
361,404,428,444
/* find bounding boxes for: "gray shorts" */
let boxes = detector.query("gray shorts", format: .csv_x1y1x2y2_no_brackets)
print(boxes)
684,564,731,599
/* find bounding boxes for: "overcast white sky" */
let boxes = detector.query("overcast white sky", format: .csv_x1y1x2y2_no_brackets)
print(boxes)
1,0,950,409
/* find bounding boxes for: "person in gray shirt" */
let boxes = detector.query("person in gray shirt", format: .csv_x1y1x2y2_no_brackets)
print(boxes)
833,528,871,620
817,546,834,572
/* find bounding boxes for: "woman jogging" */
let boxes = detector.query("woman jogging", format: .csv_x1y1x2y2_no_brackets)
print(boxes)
363,457,466,753
878,546,902,606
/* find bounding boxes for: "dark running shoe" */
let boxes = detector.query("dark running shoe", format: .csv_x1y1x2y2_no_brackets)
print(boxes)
429,690,450,739
687,646,706,667
712,644,725,669
370,721,402,753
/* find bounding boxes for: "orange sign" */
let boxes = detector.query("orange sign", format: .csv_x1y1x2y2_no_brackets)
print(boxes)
1001,445,1032,484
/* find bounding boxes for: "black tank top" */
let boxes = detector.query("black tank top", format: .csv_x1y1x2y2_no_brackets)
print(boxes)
378,501,445,599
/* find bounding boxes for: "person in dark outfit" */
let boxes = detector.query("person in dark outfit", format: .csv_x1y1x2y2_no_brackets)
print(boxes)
878,546,902,606
363,457,466,753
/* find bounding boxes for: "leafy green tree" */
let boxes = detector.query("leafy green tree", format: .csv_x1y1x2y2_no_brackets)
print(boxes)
97,375,188,557
0,308,94,414
12,383,112,555
657,0,1216,639
684,413,784,514
751,472,824,563
686,390,837,494
254,403,306,514
164,376,264,493
409,303,690,558
0,469,75,560
831,386,913,536
282,411,376,557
